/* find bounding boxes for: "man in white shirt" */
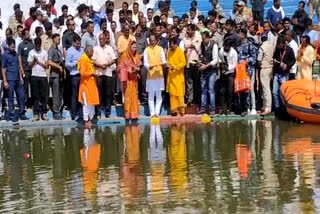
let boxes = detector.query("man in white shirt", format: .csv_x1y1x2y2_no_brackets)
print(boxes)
160,13,173,25
146,8,154,28
189,8,199,24
92,33,116,118
37,0,48,16
30,11,45,39
52,18,63,41
286,30,299,80
137,0,154,16
46,4,56,23
218,39,238,115
132,2,140,25
74,4,89,35
198,31,219,115
28,37,49,121
143,35,167,117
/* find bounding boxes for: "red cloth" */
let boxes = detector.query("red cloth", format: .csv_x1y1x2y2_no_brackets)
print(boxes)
24,17,35,31
51,7,57,16
117,40,142,82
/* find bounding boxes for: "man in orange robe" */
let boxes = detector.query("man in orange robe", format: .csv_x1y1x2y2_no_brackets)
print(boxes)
78,45,100,127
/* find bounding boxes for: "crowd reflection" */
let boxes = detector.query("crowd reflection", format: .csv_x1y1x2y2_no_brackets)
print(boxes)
0,121,319,212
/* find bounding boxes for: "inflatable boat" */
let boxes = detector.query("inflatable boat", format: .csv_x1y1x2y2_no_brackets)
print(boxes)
280,79,320,123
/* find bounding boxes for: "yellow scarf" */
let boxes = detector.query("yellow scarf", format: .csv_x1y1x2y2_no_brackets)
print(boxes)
77,53,95,76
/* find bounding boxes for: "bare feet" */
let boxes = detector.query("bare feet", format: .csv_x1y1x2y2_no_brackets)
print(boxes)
85,120,92,129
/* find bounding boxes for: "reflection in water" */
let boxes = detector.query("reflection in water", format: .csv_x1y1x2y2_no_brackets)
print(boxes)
148,125,167,204
120,125,144,205
235,144,252,179
80,129,100,208
168,125,188,197
0,121,319,212
261,121,278,199
282,125,320,213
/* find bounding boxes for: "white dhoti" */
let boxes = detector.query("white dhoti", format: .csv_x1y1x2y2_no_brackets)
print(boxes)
82,92,95,121
146,78,164,117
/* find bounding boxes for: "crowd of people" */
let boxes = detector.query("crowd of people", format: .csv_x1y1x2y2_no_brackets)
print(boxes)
0,0,319,126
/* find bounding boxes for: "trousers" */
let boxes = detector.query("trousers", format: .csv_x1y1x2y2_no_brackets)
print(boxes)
186,64,201,104
70,75,83,120
50,76,64,115
219,73,234,111
200,70,217,112
148,90,162,116
260,67,273,111
31,76,48,116
97,75,115,116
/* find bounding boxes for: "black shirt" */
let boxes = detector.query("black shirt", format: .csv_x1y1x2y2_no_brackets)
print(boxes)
62,30,78,50
292,9,309,36
224,32,239,49
273,46,296,73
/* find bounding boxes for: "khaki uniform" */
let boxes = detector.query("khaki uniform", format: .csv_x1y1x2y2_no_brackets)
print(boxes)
258,41,274,111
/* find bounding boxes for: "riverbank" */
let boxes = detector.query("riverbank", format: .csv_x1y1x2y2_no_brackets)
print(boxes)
0,106,275,128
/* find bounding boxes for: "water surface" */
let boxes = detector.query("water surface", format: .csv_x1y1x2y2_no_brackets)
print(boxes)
0,120,320,213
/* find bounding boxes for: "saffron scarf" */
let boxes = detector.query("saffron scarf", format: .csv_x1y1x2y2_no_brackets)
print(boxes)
78,53,95,76
118,40,142,82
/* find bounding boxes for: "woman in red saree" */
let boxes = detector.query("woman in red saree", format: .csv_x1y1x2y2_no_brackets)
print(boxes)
118,41,142,119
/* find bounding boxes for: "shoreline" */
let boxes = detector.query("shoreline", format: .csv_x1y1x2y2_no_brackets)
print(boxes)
0,110,274,129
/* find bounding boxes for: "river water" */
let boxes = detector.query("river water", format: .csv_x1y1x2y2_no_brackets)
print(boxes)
0,120,320,213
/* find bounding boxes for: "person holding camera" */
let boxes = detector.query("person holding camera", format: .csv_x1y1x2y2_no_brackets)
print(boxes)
218,39,238,115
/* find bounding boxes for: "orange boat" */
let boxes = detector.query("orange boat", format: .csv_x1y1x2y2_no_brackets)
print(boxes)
280,79,320,123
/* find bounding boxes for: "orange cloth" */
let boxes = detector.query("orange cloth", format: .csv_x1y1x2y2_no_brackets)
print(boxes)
80,129,101,196
236,144,252,179
118,41,142,119
78,53,100,105
123,81,140,119
120,126,144,203
234,61,251,93
257,26,264,38
80,144,101,194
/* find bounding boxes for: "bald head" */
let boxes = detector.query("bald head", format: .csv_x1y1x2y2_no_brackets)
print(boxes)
99,33,106,46
123,24,130,37
85,45,94,58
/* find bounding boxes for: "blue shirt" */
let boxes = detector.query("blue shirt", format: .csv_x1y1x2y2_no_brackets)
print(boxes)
91,13,102,34
266,7,284,27
236,39,258,73
65,46,84,76
2,50,20,81
303,30,319,43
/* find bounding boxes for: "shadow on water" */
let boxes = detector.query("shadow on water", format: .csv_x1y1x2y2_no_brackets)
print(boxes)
0,120,319,212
